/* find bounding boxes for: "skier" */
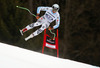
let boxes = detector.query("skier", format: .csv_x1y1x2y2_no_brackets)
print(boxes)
20,4,60,41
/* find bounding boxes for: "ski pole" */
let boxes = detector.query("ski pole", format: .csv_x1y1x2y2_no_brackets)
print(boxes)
16,6,36,17
50,30,56,40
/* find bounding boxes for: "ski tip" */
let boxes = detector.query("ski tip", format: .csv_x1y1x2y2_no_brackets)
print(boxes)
19,29,23,36
16,6,19,8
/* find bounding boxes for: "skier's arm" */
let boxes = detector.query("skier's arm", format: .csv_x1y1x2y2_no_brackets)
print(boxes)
53,14,60,29
37,6,50,14
36,7,50,19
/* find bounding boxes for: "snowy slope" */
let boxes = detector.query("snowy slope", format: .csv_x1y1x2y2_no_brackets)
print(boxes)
0,43,99,68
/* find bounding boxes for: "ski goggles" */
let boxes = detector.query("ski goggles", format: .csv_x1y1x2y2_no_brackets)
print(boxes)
52,6,59,11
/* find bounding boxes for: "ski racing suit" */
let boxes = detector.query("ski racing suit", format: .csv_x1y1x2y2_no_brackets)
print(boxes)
25,6,60,37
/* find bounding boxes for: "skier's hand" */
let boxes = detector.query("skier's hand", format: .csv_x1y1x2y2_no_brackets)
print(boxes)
48,26,54,30
36,16,40,19
36,14,40,19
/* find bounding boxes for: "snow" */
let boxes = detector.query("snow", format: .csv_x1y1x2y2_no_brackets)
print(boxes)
0,43,99,68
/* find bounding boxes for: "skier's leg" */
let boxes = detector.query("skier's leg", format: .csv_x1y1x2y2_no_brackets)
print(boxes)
26,22,42,30
25,22,50,41
20,22,42,35
33,23,50,37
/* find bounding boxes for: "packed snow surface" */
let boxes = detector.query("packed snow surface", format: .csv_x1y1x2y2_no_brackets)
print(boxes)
0,43,99,68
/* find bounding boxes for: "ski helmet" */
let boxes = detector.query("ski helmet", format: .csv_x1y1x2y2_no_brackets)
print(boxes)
52,4,59,11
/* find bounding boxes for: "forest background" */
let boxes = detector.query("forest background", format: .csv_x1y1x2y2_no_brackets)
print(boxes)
0,0,100,66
